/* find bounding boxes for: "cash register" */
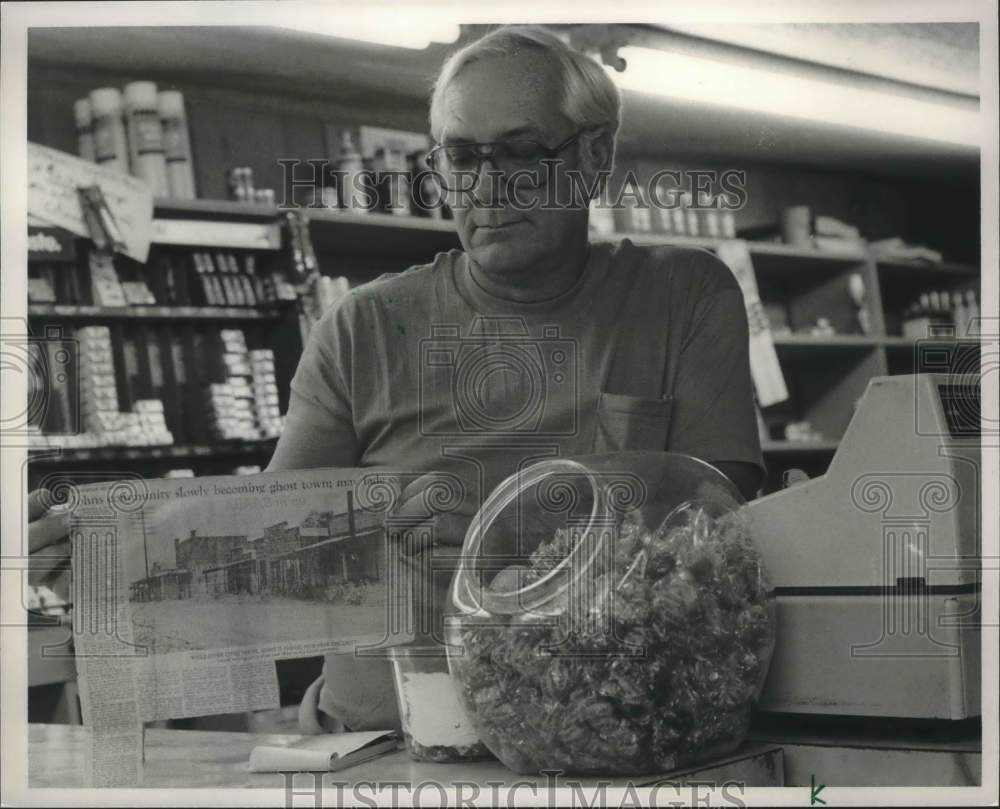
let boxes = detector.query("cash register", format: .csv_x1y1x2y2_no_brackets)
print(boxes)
748,374,981,721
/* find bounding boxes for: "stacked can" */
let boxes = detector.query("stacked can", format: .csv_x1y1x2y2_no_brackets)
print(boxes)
204,329,259,441
249,349,283,439
77,326,121,443
134,399,174,446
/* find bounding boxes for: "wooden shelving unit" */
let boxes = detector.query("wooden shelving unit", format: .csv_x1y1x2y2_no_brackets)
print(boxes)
28,440,277,464
28,304,287,321
761,440,841,454
26,200,306,489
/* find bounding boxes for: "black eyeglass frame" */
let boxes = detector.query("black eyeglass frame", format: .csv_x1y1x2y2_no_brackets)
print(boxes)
425,131,584,191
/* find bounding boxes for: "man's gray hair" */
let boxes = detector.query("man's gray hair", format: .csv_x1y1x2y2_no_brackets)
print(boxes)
429,25,622,142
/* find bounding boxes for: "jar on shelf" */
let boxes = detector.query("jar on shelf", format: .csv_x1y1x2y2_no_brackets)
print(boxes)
444,451,776,775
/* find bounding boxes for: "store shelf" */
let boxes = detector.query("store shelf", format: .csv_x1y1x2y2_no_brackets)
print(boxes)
769,334,880,363
612,232,867,270
875,257,978,274
306,208,460,257
762,440,840,454
28,440,277,464
748,241,866,263
154,197,280,221
151,217,282,250
27,304,288,321
773,334,881,348
147,205,972,279
610,231,719,251
154,198,461,256
881,335,983,348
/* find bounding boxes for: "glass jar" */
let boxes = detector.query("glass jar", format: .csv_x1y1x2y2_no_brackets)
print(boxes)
444,451,776,775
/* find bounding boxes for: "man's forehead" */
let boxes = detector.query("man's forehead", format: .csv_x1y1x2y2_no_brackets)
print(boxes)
439,51,570,142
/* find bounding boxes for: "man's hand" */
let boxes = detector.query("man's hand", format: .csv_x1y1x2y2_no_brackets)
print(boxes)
28,488,73,581
389,470,481,556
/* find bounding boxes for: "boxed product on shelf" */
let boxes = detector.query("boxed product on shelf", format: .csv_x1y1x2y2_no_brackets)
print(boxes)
220,328,246,342
900,289,980,338
88,253,127,306
119,280,157,305
134,399,165,414
27,275,57,303
203,327,275,441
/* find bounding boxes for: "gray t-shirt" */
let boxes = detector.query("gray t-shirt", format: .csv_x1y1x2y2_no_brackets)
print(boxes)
270,237,764,728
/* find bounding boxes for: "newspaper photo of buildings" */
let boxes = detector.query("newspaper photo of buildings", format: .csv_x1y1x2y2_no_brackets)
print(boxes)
113,471,407,654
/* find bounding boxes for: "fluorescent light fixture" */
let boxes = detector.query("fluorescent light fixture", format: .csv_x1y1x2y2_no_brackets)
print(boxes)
609,45,980,148
278,18,460,50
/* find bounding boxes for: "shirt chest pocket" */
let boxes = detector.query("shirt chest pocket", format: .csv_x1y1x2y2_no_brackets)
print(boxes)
592,392,673,453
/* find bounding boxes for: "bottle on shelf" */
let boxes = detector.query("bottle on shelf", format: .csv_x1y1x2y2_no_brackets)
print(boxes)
89,87,130,174
682,191,700,237
158,90,198,199
337,131,369,214
124,81,170,196
74,97,96,162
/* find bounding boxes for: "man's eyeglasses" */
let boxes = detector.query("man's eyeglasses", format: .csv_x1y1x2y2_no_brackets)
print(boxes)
425,132,582,191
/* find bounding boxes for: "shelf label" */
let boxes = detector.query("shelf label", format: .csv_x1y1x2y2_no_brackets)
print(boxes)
28,142,154,262
150,218,281,250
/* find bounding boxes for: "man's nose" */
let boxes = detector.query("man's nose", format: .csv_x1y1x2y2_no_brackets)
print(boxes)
470,156,505,206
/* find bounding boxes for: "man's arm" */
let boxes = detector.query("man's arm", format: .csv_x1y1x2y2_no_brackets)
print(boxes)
267,300,360,472
266,389,359,471
666,274,766,499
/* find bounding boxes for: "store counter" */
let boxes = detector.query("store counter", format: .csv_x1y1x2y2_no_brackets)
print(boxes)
26,724,783,789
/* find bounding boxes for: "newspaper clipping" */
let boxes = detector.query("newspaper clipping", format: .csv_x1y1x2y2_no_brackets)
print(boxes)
68,467,414,786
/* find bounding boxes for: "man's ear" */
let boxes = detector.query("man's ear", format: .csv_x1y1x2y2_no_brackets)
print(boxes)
579,128,615,189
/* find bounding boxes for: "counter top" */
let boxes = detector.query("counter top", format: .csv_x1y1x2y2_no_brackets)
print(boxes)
25,724,784,790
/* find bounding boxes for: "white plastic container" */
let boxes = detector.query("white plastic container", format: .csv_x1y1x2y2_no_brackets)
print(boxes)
123,81,170,196
89,88,130,174
388,645,492,763
73,98,96,162
158,90,197,199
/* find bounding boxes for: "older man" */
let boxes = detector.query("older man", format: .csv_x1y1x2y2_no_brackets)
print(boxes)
270,26,764,732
